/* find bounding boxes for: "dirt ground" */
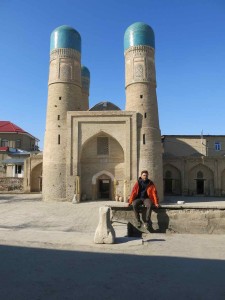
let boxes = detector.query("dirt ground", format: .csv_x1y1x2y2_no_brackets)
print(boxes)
0,194,225,300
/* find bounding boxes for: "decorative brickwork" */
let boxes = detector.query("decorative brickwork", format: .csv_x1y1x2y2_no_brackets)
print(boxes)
48,48,81,86
125,45,156,86
50,48,81,61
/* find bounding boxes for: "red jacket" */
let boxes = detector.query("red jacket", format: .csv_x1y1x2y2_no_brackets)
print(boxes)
129,180,159,206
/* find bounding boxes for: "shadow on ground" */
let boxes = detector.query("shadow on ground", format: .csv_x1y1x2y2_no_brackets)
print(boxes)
0,244,225,300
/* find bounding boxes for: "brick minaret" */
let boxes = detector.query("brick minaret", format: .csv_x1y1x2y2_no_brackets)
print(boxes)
43,25,82,201
124,22,163,201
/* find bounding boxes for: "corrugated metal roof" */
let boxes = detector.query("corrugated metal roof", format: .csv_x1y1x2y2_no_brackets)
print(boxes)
8,148,30,155
0,121,26,133
0,121,39,141
2,158,25,165
0,147,30,154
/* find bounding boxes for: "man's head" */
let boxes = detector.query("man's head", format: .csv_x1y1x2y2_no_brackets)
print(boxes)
141,170,148,181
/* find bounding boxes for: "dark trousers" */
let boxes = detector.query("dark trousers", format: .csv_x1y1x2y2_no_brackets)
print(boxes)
132,198,152,222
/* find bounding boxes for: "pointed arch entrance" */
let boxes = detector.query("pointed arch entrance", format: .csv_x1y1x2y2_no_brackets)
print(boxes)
80,132,124,200
163,164,181,195
188,164,214,196
196,171,204,194
92,170,115,200
31,163,42,192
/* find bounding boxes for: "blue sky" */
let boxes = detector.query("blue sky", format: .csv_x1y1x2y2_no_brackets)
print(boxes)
1,0,225,150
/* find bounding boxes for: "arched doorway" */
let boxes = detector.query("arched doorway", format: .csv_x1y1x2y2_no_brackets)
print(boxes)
99,179,110,199
31,163,42,192
188,164,214,196
164,170,173,194
196,171,204,194
163,164,182,195
80,132,124,200
92,170,115,200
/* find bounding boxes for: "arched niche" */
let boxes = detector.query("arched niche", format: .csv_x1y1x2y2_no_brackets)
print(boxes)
31,163,42,192
80,132,124,200
188,163,214,196
163,164,181,195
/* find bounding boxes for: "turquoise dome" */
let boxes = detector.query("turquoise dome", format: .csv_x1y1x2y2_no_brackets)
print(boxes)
81,66,90,78
50,25,81,52
124,22,155,51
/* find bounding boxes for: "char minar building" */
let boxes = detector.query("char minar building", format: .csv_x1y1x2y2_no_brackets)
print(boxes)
43,22,163,202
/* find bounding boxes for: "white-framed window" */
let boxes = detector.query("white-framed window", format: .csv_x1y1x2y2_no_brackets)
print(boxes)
215,142,221,151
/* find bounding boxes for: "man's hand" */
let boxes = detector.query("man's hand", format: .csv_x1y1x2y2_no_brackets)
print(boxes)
126,202,131,207
154,203,160,208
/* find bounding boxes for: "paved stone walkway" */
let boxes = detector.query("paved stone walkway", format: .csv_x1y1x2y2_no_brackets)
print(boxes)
0,194,225,299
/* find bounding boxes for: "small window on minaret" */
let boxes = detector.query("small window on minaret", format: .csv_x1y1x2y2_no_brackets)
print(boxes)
59,97,62,100
143,134,145,144
140,95,143,99
58,115,60,120
144,113,147,118
58,134,60,145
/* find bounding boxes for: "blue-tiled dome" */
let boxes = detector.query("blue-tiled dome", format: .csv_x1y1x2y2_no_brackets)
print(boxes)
50,25,81,52
124,22,155,51
81,66,90,78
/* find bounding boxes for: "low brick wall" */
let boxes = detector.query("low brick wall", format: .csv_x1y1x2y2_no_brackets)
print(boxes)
110,205,225,234
0,177,23,192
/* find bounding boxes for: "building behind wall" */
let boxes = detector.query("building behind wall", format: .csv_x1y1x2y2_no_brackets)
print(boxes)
0,121,40,178
0,121,42,192
0,121,39,152
163,135,225,196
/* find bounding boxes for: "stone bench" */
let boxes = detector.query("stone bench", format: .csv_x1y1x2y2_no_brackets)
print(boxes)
94,203,225,243
110,205,165,237
109,204,225,235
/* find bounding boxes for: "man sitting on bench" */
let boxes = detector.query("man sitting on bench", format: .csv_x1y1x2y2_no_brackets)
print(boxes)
128,170,159,229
